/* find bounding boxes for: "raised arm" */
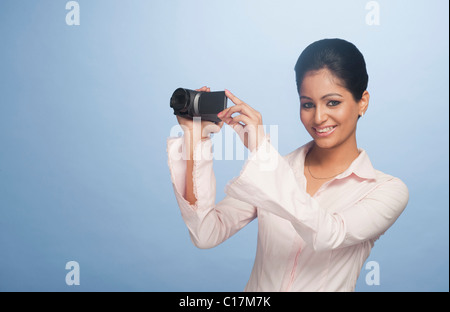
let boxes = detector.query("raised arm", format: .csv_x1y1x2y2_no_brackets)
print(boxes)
168,87,257,249
176,86,223,205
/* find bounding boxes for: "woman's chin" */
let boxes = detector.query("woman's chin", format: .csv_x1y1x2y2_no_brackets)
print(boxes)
311,137,339,150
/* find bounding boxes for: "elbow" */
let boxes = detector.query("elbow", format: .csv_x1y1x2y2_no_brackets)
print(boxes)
189,234,219,250
192,240,217,250
302,227,345,252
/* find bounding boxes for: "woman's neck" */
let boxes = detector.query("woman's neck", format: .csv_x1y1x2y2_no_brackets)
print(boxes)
307,137,360,170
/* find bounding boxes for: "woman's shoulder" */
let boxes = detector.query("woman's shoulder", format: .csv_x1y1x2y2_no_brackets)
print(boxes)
369,169,410,209
373,169,409,193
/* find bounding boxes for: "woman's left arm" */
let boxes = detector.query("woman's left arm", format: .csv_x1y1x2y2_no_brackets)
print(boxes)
220,91,409,251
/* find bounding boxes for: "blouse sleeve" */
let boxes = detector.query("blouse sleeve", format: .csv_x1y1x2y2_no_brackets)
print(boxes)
167,136,257,249
225,138,409,251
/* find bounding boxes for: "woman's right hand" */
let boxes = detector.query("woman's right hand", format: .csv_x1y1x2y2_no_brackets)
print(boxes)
176,86,224,140
178,86,224,206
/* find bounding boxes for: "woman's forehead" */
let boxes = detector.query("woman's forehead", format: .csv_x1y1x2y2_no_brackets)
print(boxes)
300,69,348,97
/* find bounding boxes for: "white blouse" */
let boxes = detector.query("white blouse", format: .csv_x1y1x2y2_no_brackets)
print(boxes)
167,136,409,292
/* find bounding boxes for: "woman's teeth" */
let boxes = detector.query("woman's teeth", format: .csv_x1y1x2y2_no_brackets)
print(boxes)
316,126,335,133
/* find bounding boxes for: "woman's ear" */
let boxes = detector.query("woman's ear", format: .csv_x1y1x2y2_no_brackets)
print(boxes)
359,91,370,117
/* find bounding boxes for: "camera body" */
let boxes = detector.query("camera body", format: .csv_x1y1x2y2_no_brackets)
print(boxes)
170,88,227,123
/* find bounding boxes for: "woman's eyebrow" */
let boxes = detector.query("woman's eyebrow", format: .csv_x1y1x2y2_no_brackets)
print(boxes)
321,93,343,99
300,93,343,101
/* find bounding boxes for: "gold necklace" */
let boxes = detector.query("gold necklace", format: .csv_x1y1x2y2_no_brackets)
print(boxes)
306,155,345,180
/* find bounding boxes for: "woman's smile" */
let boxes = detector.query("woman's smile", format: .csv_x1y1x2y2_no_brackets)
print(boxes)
313,125,337,136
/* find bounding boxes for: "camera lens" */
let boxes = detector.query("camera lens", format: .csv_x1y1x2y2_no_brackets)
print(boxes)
170,88,190,113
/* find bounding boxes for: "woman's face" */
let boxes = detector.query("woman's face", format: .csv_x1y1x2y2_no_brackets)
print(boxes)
299,68,368,150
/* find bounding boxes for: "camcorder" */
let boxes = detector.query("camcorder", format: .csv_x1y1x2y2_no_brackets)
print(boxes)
170,88,227,123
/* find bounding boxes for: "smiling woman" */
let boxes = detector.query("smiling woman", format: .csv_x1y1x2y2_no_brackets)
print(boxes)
167,38,409,292
294,39,370,196
299,68,369,195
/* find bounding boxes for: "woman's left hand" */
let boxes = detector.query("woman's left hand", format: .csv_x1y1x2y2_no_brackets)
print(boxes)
218,89,265,152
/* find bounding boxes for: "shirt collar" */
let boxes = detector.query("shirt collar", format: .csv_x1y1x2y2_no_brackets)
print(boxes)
297,140,377,181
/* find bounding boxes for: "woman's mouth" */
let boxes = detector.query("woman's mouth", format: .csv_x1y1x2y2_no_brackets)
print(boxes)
313,126,337,137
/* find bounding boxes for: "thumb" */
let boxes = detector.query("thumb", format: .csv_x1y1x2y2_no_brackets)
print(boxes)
230,123,247,144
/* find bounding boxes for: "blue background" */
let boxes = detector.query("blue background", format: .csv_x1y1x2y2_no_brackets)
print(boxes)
0,0,448,292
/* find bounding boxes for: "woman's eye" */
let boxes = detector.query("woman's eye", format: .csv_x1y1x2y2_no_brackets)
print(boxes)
328,100,341,107
302,102,314,109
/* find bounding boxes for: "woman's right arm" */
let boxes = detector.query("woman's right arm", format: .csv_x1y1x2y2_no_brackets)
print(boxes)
182,117,211,206
176,86,221,205
168,87,257,249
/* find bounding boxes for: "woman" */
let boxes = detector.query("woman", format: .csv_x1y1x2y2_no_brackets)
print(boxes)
167,38,409,292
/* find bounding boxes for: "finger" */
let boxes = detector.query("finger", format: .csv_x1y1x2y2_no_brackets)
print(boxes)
219,113,233,124
195,86,208,92
229,123,250,147
221,104,253,120
218,92,248,117
217,106,235,122
224,89,258,115
221,115,232,125
228,114,252,126
218,106,232,118
224,89,245,105
228,121,244,135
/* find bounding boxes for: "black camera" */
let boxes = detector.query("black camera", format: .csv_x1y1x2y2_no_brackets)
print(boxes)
170,88,227,123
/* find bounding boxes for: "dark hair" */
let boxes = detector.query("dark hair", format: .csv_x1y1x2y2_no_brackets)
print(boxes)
294,38,368,101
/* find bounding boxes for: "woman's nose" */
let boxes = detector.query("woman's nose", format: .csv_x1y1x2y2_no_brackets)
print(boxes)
314,107,327,124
